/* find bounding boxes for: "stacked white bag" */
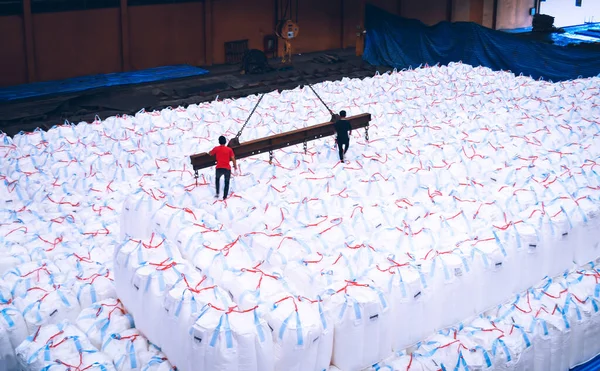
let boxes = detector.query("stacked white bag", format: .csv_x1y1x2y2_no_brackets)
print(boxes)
3,261,81,334
1,62,600,371
113,231,275,371
15,321,116,371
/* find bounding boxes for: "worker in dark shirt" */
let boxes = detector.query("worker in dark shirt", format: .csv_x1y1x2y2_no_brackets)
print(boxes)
333,110,352,162
209,136,237,200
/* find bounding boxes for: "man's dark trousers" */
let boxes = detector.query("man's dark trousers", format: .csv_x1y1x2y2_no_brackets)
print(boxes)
215,168,231,197
337,137,350,161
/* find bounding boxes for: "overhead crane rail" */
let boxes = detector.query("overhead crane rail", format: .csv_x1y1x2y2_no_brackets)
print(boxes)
190,113,371,171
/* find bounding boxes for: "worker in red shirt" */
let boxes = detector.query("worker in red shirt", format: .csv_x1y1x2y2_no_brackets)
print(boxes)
209,136,237,199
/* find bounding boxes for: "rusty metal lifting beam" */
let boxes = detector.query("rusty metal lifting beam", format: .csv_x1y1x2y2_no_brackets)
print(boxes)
190,113,371,171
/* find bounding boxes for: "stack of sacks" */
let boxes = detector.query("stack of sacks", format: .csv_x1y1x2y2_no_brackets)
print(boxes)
220,262,334,371
3,261,81,333
15,321,115,371
114,230,276,371
2,62,600,371
369,265,600,371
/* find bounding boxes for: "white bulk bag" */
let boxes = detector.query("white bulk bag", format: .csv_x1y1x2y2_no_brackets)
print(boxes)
72,266,117,309
150,206,198,242
101,329,157,371
141,354,174,371
16,321,113,371
120,191,163,240
324,279,392,371
282,255,356,298
0,321,20,371
366,261,426,351
434,251,475,325
220,265,288,310
535,283,573,371
183,305,274,371
2,260,67,299
414,333,493,371
569,197,600,264
244,232,311,267
507,222,546,292
569,271,600,364
368,351,440,371
113,237,181,313
160,281,233,369
0,305,29,349
0,305,29,371
128,260,190,348
467,235,513,313
560,288,597,367
76,299,135,349
175,228,255,281
264,296,333,371
0,244,31,276
465,318,533,371
15,287,81,334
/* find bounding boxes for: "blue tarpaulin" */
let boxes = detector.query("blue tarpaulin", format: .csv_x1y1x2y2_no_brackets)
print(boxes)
0,65,209,102
571,354,600,371
363,5,600,82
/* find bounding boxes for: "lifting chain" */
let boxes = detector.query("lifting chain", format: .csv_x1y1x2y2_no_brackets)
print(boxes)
306,84,334,117
269,151,274,165
232,94,265,144
194,169,199,186
365,126,369,142
303,141,307,154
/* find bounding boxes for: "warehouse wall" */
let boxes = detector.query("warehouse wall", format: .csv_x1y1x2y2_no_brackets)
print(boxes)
0,0,537,87
0,16,27,86
33,9,122,81
129,3,206,69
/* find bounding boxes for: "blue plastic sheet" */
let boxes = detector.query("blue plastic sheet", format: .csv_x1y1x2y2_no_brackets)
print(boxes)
571,354,600,371
0,65,209,102
363,5,600,82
